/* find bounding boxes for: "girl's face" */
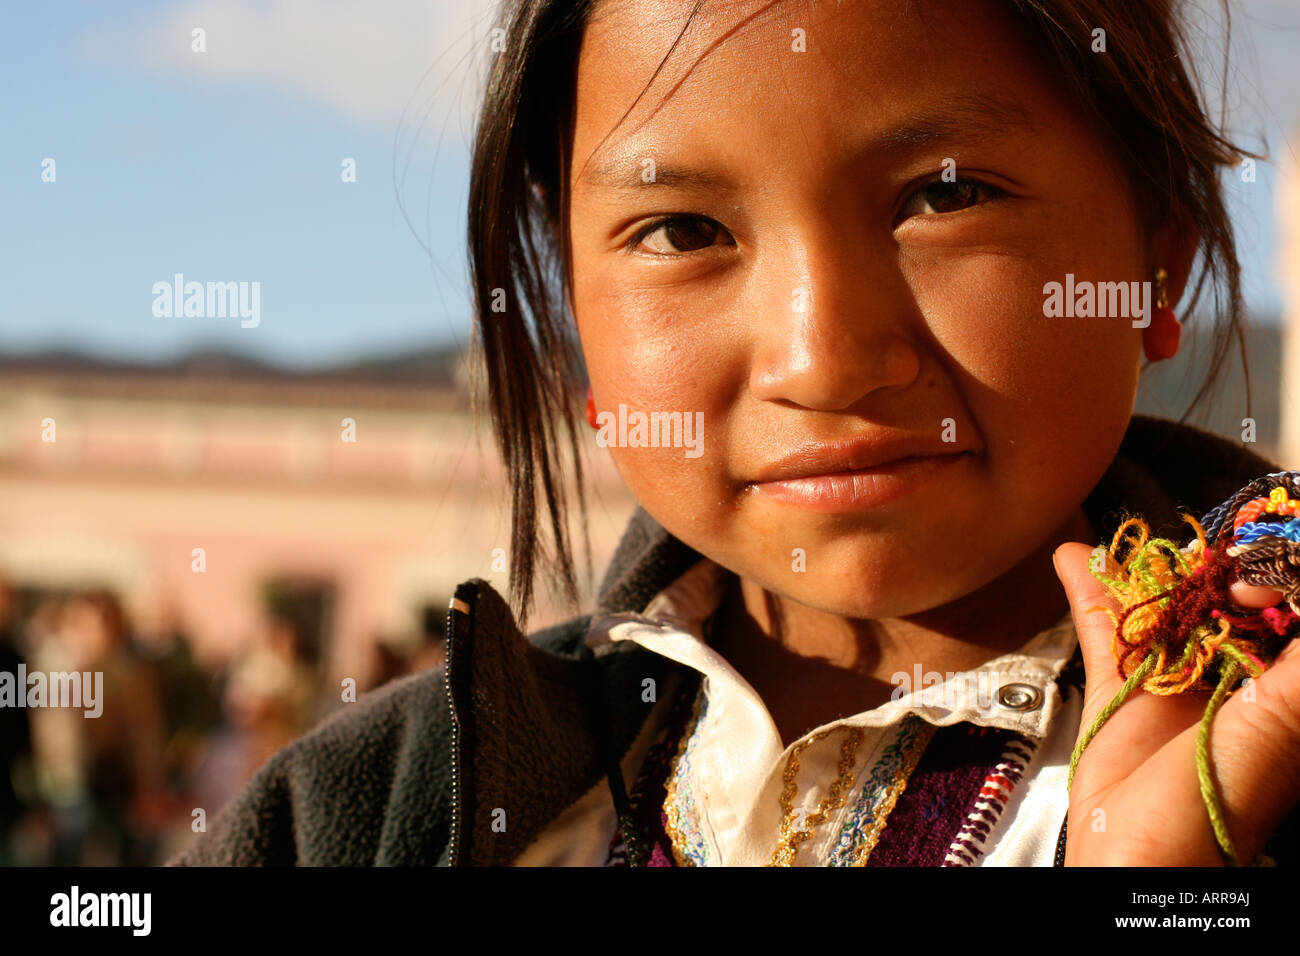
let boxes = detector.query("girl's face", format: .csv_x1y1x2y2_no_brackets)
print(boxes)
568,0,1153,621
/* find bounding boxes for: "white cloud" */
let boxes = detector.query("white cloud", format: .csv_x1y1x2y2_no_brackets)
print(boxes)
1240,0,1300,136
85,0,502,131
1195,0,1300,139
85,0,1300,142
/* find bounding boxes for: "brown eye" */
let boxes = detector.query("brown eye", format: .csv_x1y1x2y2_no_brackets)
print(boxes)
896,178,1003,223
635,217,730,254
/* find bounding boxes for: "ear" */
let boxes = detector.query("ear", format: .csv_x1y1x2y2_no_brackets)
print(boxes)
1150,211,1201,309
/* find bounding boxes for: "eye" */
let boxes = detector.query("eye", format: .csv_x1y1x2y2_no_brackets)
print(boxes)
629,216,733,255
895,177,1005,224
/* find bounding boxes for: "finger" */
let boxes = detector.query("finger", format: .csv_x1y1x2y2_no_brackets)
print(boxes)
1053,541,1205,789
1229,581,1285,609
1124,636,1300,865
1053,542,1124,723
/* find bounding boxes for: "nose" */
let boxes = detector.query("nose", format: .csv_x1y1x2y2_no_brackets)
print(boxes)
749,228,921,411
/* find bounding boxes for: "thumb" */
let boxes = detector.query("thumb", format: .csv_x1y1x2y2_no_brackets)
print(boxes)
1051,539,1221,792
1052,542,1126,730
1229,580,1286,609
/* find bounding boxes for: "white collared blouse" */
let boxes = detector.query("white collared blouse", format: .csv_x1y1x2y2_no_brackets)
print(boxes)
514,557,1083,866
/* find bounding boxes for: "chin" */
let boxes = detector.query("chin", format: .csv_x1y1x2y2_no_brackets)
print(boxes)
758,564,978,621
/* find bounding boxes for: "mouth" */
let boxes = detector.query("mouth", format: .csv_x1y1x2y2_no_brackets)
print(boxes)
746,449,976,514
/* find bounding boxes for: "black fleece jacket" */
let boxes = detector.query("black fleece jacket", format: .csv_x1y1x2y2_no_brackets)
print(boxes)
168,414,1300,866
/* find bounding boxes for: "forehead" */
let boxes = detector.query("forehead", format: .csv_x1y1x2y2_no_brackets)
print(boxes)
571,0,1064,189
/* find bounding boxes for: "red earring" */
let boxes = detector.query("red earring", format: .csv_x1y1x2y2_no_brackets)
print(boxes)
585,386,598,429
1144,266,1181,362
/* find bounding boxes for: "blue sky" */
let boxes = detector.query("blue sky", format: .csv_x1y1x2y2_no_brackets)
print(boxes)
2,0,1299,370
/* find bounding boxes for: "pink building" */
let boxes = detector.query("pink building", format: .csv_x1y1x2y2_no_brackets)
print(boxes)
0,352,637,688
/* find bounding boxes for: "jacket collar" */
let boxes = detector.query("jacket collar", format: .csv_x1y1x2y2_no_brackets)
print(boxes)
445,413,1278,864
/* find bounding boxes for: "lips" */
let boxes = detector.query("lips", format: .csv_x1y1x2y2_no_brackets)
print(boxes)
747,438,976,514
749,434,973,484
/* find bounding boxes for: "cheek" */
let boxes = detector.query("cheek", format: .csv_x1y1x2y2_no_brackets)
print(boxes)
906,249,1141,533
573,276,740,512
907,230,1143,423
932,258,1138,399
578,281,732,407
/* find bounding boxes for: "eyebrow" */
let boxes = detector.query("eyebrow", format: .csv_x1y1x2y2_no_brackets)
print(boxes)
580,93,1036,192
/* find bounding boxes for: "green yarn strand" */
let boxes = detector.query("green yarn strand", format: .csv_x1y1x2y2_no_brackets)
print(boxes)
1067,651,1156,791
1196,658,1242,866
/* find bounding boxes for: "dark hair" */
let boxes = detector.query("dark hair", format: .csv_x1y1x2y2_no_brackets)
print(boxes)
467,0,1259,627
77,589,128,648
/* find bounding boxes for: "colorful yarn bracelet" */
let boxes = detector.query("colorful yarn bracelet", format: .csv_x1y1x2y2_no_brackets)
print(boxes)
1066,471,1300,866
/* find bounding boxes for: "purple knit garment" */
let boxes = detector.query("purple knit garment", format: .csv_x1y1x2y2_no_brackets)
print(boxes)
868,642,1085,866
865,723,1035,866
608,642,1085,865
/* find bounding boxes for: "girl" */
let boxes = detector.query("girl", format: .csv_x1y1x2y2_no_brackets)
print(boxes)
172,0,1300,866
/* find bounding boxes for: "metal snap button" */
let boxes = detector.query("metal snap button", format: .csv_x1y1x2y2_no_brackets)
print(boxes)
997,682,1042,711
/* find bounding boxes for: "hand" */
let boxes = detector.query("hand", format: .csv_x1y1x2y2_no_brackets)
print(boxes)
1052,541,1300,866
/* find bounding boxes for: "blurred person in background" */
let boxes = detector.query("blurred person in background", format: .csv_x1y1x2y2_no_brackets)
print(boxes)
132,594,224,860
133,598,222,796
197,614,316,815
25,594,91,864
0,577,32,866
364,605,450,691
365,634,409,693
61,591,169,865
408,605,447,674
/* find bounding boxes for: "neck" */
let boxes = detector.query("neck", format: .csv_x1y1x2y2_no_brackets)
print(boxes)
708,506,1095,746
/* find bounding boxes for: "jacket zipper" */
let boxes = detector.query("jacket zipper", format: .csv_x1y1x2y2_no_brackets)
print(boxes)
444,588,473,866
1053,813,1068,866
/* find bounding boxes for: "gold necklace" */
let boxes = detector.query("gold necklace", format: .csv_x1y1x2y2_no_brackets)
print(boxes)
666,610,868,867
768,725,866,866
